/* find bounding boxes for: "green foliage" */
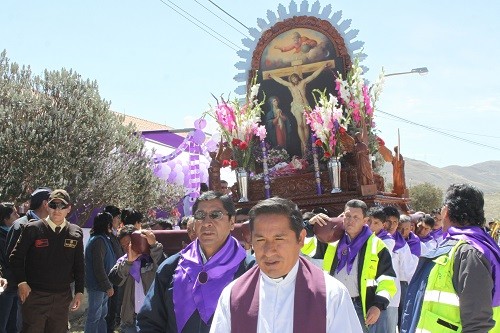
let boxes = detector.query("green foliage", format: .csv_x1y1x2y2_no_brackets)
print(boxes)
409,182,443,213
0,51,185,224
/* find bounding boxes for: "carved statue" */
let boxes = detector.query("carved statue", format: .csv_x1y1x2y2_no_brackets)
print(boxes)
373,173,385,192
354,132,374,186
208,151,221,192
378,139,408,197
208,143,233,192
392,146,407,197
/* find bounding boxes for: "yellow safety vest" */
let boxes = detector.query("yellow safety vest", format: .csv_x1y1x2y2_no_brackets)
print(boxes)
301,236,317,256
322,234,396,318
416,240,500,333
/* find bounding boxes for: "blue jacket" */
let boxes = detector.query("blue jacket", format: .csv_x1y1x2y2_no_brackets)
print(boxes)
85,234,115,291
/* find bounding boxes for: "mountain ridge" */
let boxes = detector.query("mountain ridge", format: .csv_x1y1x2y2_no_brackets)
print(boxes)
381,159,500,194
380,159,500,219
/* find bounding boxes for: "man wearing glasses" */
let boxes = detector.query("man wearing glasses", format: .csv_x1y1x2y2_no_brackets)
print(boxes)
9,189,84,333
401,184,500,332
137,191,255,332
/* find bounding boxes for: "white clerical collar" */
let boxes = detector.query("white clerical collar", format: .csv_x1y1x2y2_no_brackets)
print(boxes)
261,259,300,285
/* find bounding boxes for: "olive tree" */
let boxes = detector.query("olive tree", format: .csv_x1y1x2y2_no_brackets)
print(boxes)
409,182,443,213
0,51,184,224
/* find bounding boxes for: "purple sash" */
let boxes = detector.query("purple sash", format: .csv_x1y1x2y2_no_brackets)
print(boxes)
230,256,326,333
115,253,149,282
392,231,407,252
337,225,372,274
405,232,421,257
376,229,393,241
430,228,443,241
419,234,434,244
447,226,500,306
172,236,245,332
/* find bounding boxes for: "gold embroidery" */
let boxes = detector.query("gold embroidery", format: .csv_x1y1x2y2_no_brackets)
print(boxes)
64,239,77,248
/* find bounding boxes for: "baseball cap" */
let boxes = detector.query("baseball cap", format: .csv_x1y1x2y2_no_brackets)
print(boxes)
29,187,52,210
48,189,71,205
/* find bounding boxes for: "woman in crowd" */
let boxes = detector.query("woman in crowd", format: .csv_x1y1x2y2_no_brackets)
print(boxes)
84,212,116,333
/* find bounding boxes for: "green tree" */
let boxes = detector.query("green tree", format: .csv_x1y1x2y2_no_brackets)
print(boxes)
0,51,184,224
409,182,443,213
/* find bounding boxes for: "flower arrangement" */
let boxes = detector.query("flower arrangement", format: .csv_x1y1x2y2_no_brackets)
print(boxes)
335,57,384,154
205,77,267,171
305,88,348,159
255,143,290,168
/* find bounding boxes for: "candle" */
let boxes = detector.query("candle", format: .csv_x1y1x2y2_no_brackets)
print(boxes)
260,140,271,198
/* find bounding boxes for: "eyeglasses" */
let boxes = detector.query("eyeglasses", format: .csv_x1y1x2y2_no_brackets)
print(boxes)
193,210,227,221
48,202,69,210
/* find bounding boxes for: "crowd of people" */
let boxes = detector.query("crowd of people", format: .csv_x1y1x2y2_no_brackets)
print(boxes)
0,183,498,332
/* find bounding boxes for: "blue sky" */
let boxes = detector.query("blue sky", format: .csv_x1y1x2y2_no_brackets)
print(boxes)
2,0,499,167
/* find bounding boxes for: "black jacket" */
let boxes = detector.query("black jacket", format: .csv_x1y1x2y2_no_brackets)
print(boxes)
9,219,85,294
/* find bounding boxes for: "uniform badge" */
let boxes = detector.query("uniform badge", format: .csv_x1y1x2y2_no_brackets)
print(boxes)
64,239,77,248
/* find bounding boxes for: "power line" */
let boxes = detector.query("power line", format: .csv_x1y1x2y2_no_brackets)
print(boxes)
158,0,500,150
158,0,240,52
192,0,250,39
377,109,500,151
206,0,250,30
427,127,500,139
377,113,500,139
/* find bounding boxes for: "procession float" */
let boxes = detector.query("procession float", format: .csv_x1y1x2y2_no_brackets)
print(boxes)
201,0,411,216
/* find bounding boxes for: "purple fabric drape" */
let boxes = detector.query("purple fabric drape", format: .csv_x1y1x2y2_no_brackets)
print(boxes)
172,236,245,332
446,226,500,306
336,225,372,274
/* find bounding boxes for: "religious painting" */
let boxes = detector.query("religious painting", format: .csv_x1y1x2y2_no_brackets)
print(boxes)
255,26,347,158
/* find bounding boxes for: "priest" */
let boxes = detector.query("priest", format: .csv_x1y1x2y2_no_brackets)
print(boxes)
210,197,362,332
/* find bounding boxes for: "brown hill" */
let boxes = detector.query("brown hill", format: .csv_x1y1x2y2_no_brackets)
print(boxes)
380,159,500,220
381,159,500,194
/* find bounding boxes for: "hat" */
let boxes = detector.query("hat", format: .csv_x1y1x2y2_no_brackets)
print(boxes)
29,187,52,210
48,189,71,205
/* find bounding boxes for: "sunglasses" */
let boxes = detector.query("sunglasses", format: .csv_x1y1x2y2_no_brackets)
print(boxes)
48,202,69,210
193,210,227,221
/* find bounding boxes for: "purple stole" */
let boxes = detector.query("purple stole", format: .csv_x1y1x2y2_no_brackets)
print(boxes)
392,231,407,252
172,236,246,332
229,257,326,333
376,229,393,241
336,225,372,274
419,234,434,244
447,226,500,306
430,228,443,241
405,232,422,257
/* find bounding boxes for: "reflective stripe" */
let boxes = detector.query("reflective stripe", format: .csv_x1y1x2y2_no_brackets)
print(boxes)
366,279,377,287
376,275,395,283
301,237,317,256
415,329,431,333
376,290,391,301
424,290,460,307
371,237,378,254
